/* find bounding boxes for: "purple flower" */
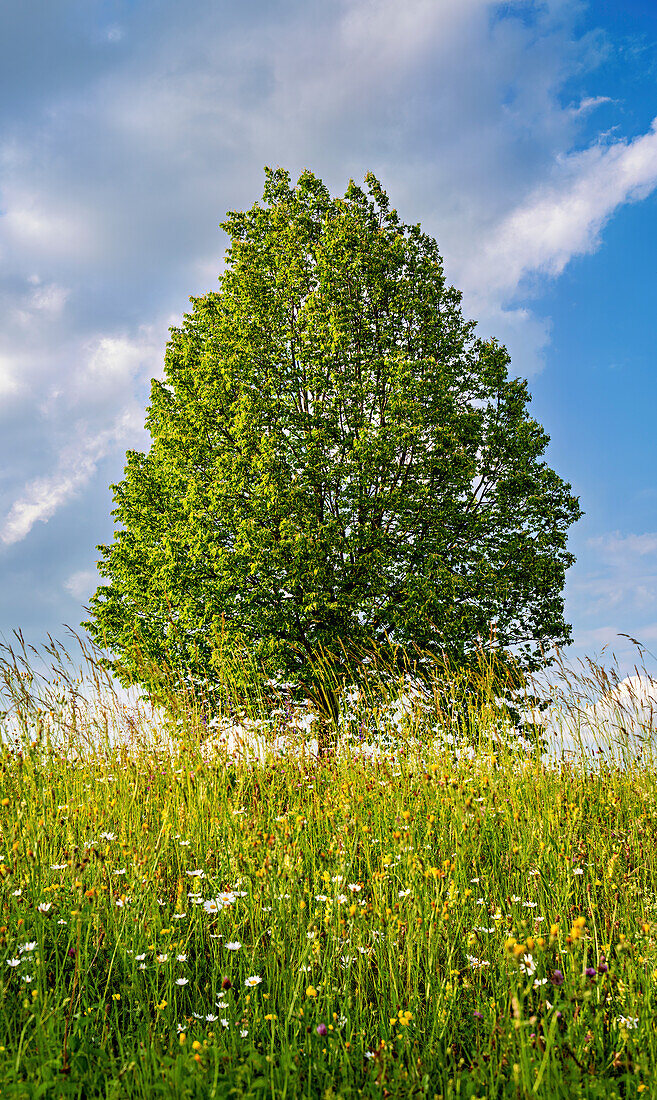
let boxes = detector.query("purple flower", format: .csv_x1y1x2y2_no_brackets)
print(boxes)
473,1010,483,1020
585,967,596,979
551,969,564,986
598,958,609,974
316,1024,328,1036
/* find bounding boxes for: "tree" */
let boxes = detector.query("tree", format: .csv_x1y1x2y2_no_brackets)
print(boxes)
85,168,582,721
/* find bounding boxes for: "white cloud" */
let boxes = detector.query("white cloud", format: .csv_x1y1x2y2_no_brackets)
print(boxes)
464,120,657,301
570,95,613,116
0,354,20,396
28,282,69,316
339,0,489,69
73,327,165,406
2,423,122,547
12,281,70,327
0,323,164,545
567,531,657,629
64,568,99,601
1,449,99,546
1,191,98,262
589,531,657,557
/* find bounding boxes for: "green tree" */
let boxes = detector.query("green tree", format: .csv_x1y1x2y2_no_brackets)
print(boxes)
85,168,581,721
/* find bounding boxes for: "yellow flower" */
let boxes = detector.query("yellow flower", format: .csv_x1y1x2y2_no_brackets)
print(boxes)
306,986,317,998
179,1033,187,1045
192,1040,202,1051
264,1013,277,1021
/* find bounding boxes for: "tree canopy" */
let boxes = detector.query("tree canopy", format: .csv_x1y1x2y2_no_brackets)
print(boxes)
86,168,581,713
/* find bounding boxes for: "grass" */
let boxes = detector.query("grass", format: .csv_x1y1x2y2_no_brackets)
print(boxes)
0,636,656,1098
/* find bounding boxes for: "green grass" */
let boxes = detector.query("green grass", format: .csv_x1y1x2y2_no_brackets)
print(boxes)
0,641,656,1098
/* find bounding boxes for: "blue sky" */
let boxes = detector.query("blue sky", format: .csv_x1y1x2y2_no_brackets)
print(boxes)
1,0,656,675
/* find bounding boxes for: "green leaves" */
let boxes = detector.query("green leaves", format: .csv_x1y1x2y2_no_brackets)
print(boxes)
85,169,582,711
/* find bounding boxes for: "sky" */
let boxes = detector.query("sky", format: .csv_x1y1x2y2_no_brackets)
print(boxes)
1,0,656,678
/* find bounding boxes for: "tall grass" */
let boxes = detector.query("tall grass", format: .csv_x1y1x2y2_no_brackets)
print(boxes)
0,634,655,1098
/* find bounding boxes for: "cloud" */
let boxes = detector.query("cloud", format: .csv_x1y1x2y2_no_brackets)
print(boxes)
1,188,99,264
568,626,657,675
12,281,70,327
0,355,20,396
461,120,657,301
588,531,657,557
2,454,98,546
1,415,142,548
64,568,99,601
0,323,164,545
570,94,613,115
28,282,70,316
567,531,657,629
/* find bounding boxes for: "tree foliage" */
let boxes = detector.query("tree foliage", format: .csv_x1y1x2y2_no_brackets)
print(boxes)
86,169,582,713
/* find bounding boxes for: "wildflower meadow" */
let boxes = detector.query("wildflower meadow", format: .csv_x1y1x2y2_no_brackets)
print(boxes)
0,636,656,1098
